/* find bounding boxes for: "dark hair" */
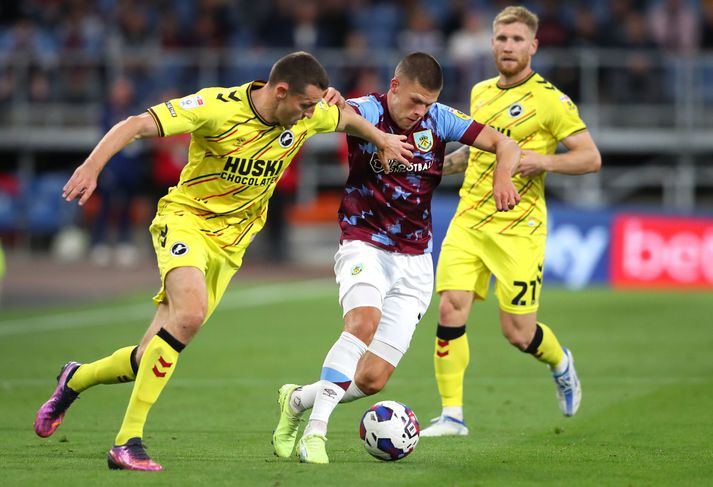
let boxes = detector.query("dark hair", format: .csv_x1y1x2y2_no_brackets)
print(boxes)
268,51,329,94
394,52,443,91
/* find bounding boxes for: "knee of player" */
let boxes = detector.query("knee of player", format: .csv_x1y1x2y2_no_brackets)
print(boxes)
173,306,207,331
354,371,386,396
344,311,380,344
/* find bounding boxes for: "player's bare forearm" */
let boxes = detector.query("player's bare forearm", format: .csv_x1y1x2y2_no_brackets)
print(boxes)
548,131,601,175
63,113,158,205
520,131,601,177
442,146,470,175
493,137,521,178
337,106,414,171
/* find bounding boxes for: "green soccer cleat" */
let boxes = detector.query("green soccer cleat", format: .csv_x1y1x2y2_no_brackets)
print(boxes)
298,433,329,464
272,384,303,458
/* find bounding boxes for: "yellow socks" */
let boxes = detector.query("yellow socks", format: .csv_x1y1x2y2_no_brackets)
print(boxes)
434,325,469,408
115,328,184,445
524,322,564,367
67,346,138,393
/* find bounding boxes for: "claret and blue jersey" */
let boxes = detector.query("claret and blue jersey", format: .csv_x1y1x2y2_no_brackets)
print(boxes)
340,92,484,255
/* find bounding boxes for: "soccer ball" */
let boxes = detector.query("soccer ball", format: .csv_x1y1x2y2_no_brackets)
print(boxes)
359,400,420,461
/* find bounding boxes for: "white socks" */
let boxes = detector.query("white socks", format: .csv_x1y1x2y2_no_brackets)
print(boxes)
305,332,367,434
292,381,367,413
442,406,464,421
551,351,570,375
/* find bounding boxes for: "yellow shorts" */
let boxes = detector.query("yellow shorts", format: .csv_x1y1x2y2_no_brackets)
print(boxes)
149,205,259,323
435,218,546,314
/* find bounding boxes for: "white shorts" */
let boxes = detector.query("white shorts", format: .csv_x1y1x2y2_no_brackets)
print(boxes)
334,240,433,356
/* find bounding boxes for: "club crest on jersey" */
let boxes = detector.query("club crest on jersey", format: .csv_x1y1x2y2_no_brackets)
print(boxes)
351,263,363,275
279,130,295,148
178,95,204,110
413,129,433,152
508,103,523,118
170,242,188,256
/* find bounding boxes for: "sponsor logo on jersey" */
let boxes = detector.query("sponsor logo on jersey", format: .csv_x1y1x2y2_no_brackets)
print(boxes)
368,153,431,174
165,101,177,117
178,95,205,110
279,130,294,148
448,107,470,120
221,157,285,186
413,129,434,152
351,263,363,275
508,103,523,118
490,124,512,137
170,242,188,256
560,94,575,110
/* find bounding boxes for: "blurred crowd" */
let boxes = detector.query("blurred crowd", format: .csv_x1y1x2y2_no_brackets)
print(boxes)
1,0,712,266
1,0,712,109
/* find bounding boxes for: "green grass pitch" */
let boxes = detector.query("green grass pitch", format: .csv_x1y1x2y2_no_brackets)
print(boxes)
1,279,712,486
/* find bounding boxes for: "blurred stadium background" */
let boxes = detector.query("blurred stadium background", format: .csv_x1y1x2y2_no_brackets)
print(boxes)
1,0,713,306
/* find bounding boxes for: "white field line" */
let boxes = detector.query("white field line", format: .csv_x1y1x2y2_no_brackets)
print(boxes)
0,279,335,337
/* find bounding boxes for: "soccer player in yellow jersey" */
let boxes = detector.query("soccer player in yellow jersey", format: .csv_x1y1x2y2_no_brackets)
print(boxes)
421,7,602,437
33,51,413,470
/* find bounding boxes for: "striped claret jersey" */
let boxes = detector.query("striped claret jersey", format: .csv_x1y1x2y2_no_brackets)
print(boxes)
457,72,587,236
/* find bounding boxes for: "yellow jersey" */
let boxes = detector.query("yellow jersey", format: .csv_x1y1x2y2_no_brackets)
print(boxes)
147,80,340,247
456,72,586,236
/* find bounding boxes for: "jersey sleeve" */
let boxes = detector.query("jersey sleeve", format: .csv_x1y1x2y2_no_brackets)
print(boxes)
303,100,341,136
148,87,228,137
346,95,381,125
432,103,485,145
543,89,587,142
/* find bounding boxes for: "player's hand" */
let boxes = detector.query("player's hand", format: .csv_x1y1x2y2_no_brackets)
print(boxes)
518,150,546,177
324,87,346,109
378,133,414,174
63,162,99,206
493,171,520,211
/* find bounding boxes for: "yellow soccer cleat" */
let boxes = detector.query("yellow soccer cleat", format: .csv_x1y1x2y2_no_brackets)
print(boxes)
272,384,303,458
298,433,329,464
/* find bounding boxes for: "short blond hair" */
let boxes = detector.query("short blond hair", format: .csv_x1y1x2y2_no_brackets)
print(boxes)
493,6,539,35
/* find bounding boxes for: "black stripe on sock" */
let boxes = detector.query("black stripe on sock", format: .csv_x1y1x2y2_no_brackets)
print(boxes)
436,324,466,341
129,346,139,375
157,327,186,353
523,324,543,354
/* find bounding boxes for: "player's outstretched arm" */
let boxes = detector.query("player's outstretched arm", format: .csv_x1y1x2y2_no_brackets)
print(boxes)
63,113,159,206
471,125,521,212
336,106,414,174
518,130,601,177
442,146,470,175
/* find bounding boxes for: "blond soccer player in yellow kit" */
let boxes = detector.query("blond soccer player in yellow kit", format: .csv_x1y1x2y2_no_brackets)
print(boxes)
33,52,414,470
421,7,602,437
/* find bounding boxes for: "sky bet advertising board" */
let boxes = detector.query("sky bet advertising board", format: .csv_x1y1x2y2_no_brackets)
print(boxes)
430,196,713,289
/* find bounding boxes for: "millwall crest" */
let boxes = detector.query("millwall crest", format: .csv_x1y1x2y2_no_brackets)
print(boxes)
279,130,295,148
413,129,433,152
508,103,523,118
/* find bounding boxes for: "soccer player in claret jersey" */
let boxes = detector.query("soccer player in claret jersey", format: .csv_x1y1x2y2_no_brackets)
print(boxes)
272,52,522,464
420,6,602,437
34,51,413,471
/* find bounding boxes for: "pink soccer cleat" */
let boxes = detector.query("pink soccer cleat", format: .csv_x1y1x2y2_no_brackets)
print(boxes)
107,437,163,471
34,361,81,438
